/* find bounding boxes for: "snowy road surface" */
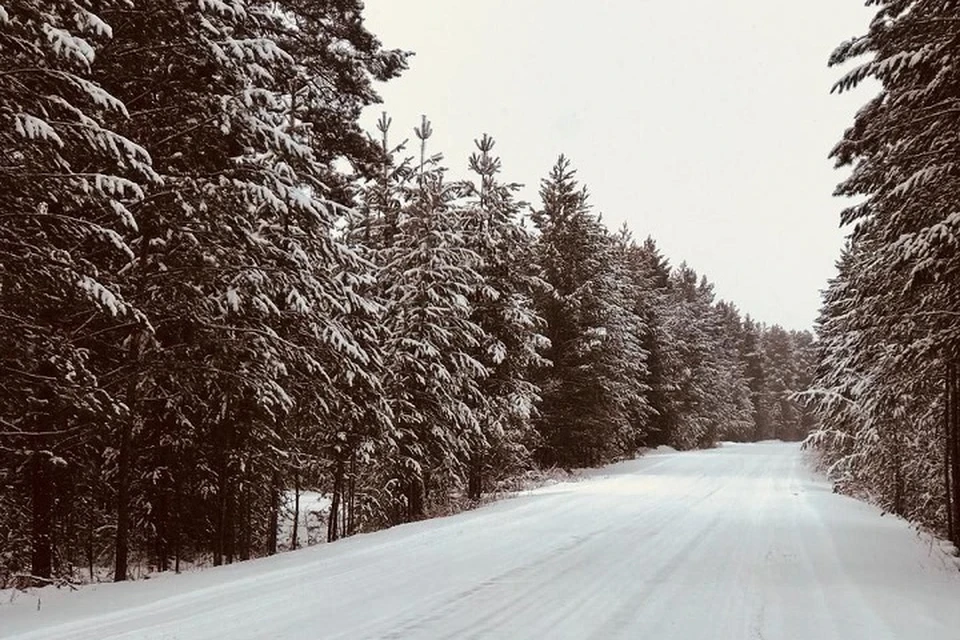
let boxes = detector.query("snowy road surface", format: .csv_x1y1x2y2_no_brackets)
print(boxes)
4,442,960,639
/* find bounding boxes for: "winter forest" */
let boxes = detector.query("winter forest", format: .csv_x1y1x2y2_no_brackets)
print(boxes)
0,1,824,588
805,2,960,549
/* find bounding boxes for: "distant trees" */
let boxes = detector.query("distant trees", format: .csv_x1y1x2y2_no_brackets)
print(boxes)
806,1,960,542
0,2,815,588
528,158,811,466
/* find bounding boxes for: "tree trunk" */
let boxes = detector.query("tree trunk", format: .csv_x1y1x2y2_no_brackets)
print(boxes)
290,471,300,550
155,501,168,573
30,452,53,582
405,475,424,522
115,222,151,583
945,360,954,543
87,506,95,582
267,470,280,556
467,453,483,502
224,489,235,565
346,455,356,536
153,460,169,573
173,477,181,574
213,413,233,567
327,459,344,543
950,361,960,546
239,483,250,562
213,470,225,567
113,419,132,582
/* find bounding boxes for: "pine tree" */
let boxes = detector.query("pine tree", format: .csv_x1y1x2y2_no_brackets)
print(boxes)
459,134,548,499
532,156,650,467
714,301,757,442
0,0,408,584
377,117,487,522
659,265,716,449
762,326,797,441
633,237,679,447
0,0,156,584
809,0,960,537
740,316,771,441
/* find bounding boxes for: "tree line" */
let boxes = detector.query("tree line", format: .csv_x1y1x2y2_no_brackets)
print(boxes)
0,0,814,587
807,1,960,545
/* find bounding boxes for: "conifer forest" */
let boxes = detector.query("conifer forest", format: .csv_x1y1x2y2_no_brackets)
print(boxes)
0,1,822,588
804,1,960,548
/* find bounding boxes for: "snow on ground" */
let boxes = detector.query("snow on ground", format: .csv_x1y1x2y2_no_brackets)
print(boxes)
4,442,960,639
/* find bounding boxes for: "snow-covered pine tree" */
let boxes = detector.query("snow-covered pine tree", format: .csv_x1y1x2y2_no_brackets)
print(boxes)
609,225,658,450
377,117,487,522
632,237,681,447
531,156,651,467
343,112,412,530
655,266,757,449
43,0,407,577
761,325,803,441
0,1,156,585
266,0,409,204
740,316,772,441
459,134,549,499
659,265,718,450
790,329,820,437
807,233,942,525
713,301,758,442
258,0,407,546
809,0,960,538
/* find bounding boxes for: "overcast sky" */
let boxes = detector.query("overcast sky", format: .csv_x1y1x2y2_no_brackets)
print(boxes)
359,0,877,331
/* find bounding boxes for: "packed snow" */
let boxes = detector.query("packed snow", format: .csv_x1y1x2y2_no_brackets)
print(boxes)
4,442,960,639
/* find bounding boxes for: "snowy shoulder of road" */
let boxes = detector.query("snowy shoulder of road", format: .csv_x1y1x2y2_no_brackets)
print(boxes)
4,442,960,640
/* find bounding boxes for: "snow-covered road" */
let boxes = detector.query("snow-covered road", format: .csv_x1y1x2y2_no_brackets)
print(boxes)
5,442,960,639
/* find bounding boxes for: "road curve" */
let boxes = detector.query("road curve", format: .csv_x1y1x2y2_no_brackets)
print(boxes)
4,442,960,639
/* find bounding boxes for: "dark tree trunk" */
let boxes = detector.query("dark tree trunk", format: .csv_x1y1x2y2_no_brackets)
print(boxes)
114,420,132,582
30,452,53,582
173,499,181,573
213,414,234,567
115,223,151,583
238,483,250,562
155,504,169,573
327,458,344,543
213,460,225,566
945,361,954,543
213,467,225,567
467,453,483,502
290,471,300,550
153,459,169,573
405,475,424,522
87,506,95,582
224,492,235,564
171,458,182,574
346,456,356,536
267,470,280,556
950,361,960,546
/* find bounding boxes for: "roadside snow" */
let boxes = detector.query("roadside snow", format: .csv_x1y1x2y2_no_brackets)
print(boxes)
4,442,960,639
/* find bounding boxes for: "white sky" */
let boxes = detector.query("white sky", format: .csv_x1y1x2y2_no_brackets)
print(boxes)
359,0,877,331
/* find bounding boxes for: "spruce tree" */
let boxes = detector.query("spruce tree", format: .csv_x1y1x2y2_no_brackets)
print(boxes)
809,0,960,537
0,0,155,583
532,156,650,467
460,134,548,499
377,117,487,522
